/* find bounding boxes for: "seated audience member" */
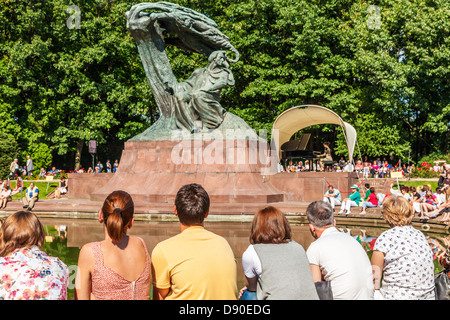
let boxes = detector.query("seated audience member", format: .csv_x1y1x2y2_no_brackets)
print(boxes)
442,172,450,188
421,187,450,220
371,196,435,300
338,157,346,170
54,176,68,199
380,165,388,178
22,183,39,211
0,185,12,209
371,161,379,178
436,187,446,206
322,185,342,211
401,186,411,202
304,160,310,171
0,211,69,300
47,166,59,174
432,186,450,223
38,168,46,178
361,187,378,215
297,161,304,172
389,183,402,196
240,206,319,300
439,246,450,280
287,161,295,172
151,183,238,300
76,190,151,300
306,201,374,300
419,185,428,197
363,183,371,201
402,164,409,177
106,160,112,173
338,185,362,215
354,160,363,173
420,189,439,218
10,177,23,196
409,186,422,215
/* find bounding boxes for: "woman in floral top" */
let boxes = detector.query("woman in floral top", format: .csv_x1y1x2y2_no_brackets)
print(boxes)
371,196,435,300
0,211,69,300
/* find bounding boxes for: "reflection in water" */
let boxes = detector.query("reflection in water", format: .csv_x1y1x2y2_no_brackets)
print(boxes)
38,218,449,300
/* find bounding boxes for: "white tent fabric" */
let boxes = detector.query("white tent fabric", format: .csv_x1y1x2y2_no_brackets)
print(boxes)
271,105,357,164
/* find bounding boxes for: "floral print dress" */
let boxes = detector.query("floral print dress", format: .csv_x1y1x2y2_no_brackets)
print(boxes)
0,246,69,300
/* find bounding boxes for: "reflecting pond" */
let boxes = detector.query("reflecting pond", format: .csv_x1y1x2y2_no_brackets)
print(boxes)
38,217,449,300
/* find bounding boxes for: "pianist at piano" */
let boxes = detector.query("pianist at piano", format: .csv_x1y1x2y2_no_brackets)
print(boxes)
318,142,333,169
280,134,335,171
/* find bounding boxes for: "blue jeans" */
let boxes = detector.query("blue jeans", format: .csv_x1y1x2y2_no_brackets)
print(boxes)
240,289,257,300
361,202,377,209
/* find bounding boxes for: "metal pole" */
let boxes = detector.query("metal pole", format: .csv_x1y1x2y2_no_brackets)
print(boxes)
323,177,326,196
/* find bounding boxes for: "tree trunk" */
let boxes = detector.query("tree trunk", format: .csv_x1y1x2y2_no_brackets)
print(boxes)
74,139,84,171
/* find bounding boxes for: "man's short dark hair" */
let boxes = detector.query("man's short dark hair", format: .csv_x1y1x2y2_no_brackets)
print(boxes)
306,200,334,228
175,183,210,226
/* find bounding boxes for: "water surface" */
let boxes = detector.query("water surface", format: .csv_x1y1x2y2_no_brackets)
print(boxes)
39,218,448,300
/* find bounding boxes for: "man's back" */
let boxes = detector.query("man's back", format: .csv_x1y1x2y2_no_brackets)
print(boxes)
151,226,238,300
306,227,374,300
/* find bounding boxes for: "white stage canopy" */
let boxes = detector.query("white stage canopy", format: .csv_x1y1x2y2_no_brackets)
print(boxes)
271,105,357,164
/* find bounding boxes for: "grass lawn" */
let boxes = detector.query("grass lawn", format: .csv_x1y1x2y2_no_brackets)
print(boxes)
394,180,439,191
9,180,60,200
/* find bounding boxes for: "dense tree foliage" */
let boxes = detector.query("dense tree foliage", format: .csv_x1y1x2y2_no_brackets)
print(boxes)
0,0,448,175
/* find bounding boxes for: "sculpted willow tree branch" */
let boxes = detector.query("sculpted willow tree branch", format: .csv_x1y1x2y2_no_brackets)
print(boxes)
126,2,245,140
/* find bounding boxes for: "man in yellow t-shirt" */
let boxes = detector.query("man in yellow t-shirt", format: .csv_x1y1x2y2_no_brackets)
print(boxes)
151,183,238,300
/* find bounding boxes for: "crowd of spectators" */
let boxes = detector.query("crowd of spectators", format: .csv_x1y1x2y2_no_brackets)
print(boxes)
284,156,449,180
0,185,448,301
7,158,120,180
323,178,450,225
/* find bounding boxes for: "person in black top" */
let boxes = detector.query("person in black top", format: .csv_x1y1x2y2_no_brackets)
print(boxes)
54,176,67,199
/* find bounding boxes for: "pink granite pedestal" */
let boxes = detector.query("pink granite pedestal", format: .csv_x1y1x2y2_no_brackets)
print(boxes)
67,139,359,215
89,139,284,204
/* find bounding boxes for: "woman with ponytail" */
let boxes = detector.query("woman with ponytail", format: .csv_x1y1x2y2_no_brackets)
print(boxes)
75,190,151,300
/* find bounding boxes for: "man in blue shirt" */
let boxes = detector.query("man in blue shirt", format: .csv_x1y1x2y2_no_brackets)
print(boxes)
323,185,342,211
22,182,39,211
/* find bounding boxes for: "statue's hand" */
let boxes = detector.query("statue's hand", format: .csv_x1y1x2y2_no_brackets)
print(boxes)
175,91,191,103
126,4,165,32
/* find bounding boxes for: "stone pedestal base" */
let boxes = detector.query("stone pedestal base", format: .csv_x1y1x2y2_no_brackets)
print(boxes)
89,139,284,204
68,140,360,214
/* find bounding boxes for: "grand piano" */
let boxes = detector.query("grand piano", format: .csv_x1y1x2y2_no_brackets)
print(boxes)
281,134,323,170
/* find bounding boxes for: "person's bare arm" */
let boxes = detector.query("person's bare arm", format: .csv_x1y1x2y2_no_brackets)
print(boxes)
310,264,323,282
152,286,170,300
75,243,94,300
371,250,385,290
151,261,170,300
245,275,258,292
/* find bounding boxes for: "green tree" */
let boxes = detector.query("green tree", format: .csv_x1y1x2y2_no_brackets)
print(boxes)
0,131,21,179
189,0,449,161
0,0,448,169
0,0,155,170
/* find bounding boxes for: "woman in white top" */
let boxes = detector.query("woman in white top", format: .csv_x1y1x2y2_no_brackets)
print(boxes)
371,196,435,300
0,185,12,209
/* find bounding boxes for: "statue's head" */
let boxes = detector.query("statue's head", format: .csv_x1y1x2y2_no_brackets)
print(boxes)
208,51,228,67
